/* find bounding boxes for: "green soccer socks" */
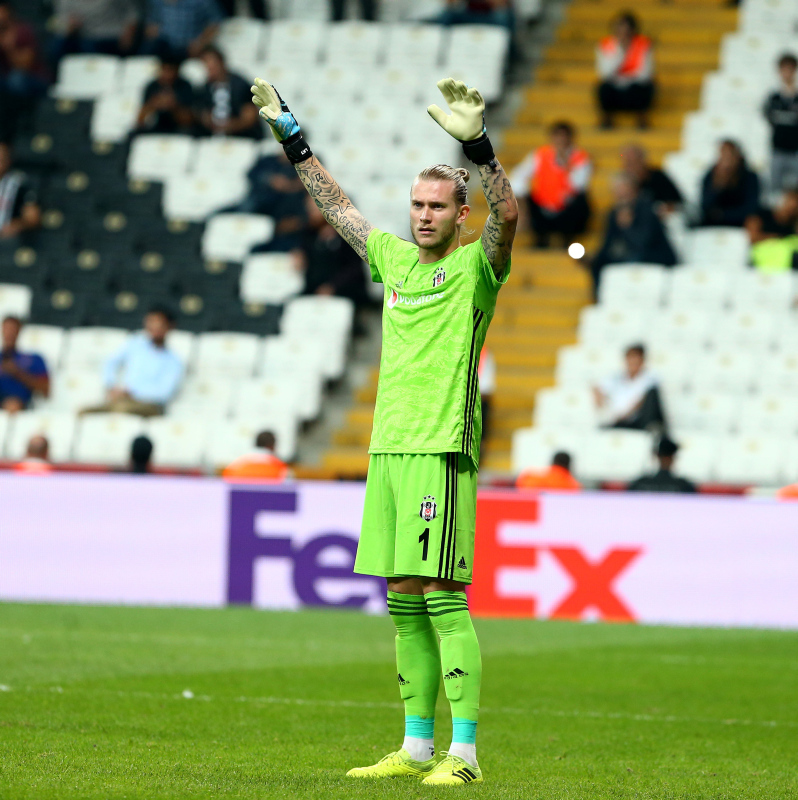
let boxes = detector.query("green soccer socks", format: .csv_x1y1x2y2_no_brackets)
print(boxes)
387,591,440,761
426,590,482,768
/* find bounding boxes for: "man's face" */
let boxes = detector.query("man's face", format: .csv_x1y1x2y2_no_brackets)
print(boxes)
551,129,571,153
409,179,468,252
159,63,178,85
1,318,20,350
144,312,170,344
0,6,11,31
779,62,797,85
0,145,11,179
625,350,644,377
621,146,645,177
614,176,637,205
201,53,225,83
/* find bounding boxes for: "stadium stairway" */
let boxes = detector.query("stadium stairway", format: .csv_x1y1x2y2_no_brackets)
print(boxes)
320,0,738,479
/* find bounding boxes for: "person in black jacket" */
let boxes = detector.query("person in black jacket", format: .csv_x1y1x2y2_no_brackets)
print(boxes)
589,174,676,294
620,143,683,216
699,140,760,227
763,53,798,191
628,436,697,494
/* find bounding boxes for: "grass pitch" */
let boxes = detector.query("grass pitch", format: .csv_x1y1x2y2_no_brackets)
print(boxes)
0,604,796,799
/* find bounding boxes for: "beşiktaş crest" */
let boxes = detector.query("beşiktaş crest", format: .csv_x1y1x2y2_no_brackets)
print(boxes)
432,267,446,288
419,495,437,522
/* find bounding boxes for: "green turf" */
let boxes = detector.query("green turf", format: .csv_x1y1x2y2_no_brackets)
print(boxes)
0,604,796,799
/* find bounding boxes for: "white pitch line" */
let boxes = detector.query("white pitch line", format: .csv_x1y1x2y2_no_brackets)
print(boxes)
4,685,797,730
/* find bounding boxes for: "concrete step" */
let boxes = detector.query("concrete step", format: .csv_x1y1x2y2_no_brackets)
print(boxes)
543,44,721,70
566,5,736,26
516,105,687,129
536,63,705,87
523,83,698,110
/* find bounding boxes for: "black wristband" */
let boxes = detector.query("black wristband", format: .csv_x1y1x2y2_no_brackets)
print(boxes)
282,131,313,164
460,132,495,166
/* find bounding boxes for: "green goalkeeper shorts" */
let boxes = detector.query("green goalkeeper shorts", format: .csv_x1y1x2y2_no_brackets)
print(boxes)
355,453,478,584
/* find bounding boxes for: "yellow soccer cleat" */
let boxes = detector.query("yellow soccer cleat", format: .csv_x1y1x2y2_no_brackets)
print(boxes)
421,752,483,786
346,748,437,779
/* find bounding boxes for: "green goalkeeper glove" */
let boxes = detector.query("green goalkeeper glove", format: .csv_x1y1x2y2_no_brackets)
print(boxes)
250,77,312,164
427,77,496,166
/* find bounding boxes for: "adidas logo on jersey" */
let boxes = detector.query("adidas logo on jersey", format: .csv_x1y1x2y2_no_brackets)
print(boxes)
444,668,468,680
458,556,467,569
398,673,409,685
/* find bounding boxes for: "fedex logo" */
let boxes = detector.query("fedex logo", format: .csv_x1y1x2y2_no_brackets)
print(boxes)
470,495,643,622
226,489,383,610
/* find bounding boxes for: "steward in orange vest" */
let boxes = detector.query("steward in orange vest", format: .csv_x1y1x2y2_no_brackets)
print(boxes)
223,430,290,482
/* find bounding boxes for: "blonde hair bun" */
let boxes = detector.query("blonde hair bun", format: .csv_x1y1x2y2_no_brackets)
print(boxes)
455,167,470,183
416,164,470,205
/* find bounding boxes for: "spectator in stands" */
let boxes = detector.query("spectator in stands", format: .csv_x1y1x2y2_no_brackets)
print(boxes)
516,451,581,492
82,306,183,417
14,434,53,474
437,0,515,31
136,53,195,135
593,343,665,432
509,121,591,249
746,189,798,243
596,11,654,129
620,144,683,216
291,194,368,305
0,143,41,242
218,0,266,18
764,53,798,192
628,436,696,494
195,46,262,140
589,174,676,292
129,435,154,474
330,0,377,21
700,140,760,228
479,346,495,443
0,315,49,412
141,0,222,61
222,430,289,481
50,0,138,64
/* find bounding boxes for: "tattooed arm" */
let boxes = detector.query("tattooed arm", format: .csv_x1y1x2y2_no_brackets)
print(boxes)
294,156,373,260
479,158,518,277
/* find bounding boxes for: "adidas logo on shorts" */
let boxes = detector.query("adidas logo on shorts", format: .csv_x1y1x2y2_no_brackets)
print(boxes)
457,556,467,569
398,673,409,685
444,668,468,680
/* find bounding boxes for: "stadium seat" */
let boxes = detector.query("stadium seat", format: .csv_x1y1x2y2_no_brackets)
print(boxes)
179,58,207,87
145,416,209,469
444,26,510,103
511,426,585,475
63,327,129,371
598,264,670,309
235,376,319,421
714,434,787,486
128,135,196,183
4,410,77,463
73,413,147,466
216,17,268,68
554,344,617,387
266,20,327,63
119,56,159,93
661,152,706,208
577,430,653,483
708,309,781,352
729,271,795,313
325,22,385,66
17,324,66,371
169,376,235,416
91,89,141,144
667,391,739,435
647,349,693,394
648,307,716,350
163,174,247,222
700,71,764,116
668,432,718,484
685,228,750,270
682,111,769,170
260,334,326,380
0,410,8,456
720,32,790,77
533,386,597,430
692,349,756,394
240,253,304,305
205,415,296,466
666,267,731,311
30,289,89,329
54,54,120,100
384,24,445,70
577,306,646,347
202,214,275,264
0,284,33,318
739,393,798,436
44,370,105,412
166,330,196,374
753,351,798,393
193,137,260,180
194,332,261,379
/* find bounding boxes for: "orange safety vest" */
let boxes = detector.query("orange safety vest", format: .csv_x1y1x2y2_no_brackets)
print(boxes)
516,465,582,492
222,452,288,481
13,459,53,475
600,34,652,79
776,483,798,500
530,144,590,213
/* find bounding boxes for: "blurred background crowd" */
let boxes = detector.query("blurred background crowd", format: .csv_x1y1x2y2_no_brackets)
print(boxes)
0,0,797,499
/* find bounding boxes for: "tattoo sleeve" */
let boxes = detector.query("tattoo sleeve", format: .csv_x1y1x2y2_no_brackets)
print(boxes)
294,156,373,260
478,158,518,277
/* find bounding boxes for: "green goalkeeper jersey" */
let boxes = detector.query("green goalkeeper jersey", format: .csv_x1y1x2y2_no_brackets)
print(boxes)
366,229,511,468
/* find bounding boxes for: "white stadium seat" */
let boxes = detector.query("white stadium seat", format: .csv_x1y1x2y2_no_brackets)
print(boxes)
692,349,756,394
260,336,326,379
577,306,646,347
577,430,653,483
511,426,584,475
165,330,195,374
667,391,739,435
92,88,142,143
666,267,731,310
0,410,9,457
4,411,77,463
384,24,445,69
533,386,597,430
162,174,247,222
669,432,718,484
266,21,327,63
128,134,196,182
216,17,268,68
681,110,769,170
739,393,798,436
598,264,669,308
708,309,781,351
0,284,32,318
647,349,693,393
661,152,707,208
17,325,66,371
119,56,159,93
54,54,120,100
444,26,510,103
685,228,750,270
194,333,261,379
73,413,147,466
648,307,716,350
179,58,207,87
714,434,787,486
63,327,129,371
46,372,106,412
146,416,209,469
202,214,275,264
169,376,235,416
205,416,297,466
754,351,798,393
326,21,385,65
554,345,618,387
193,137,260,180
240,253,304,305
729,270,795,312
234,377,321,421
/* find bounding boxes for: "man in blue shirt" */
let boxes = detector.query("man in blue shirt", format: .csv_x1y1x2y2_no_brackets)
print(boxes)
82,307,183,417
0,315,49,412
141,0,222,61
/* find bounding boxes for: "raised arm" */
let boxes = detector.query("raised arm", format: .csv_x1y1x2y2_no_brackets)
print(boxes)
428,78,517,276
251,78,373,260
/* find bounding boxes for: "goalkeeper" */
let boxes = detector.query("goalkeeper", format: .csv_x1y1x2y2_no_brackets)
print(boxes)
252,76,517,787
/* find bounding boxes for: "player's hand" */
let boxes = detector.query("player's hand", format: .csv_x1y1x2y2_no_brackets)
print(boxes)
251,77,301,142
427,77,486,142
